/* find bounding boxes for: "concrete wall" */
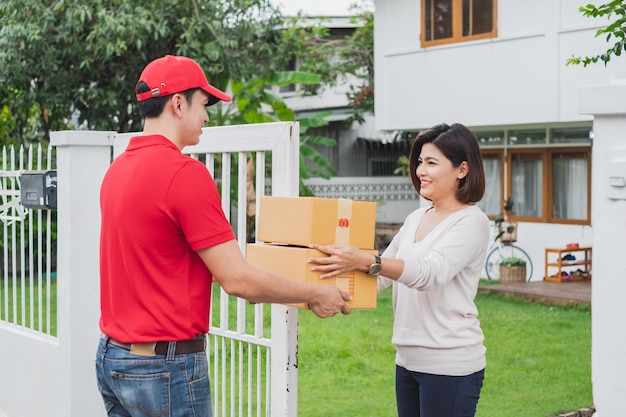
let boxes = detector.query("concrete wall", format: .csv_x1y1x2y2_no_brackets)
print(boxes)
580,84,626,417
0,130,113,417
374,0,626,130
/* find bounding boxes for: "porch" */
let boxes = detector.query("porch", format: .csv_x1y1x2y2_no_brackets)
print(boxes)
479,280,591,306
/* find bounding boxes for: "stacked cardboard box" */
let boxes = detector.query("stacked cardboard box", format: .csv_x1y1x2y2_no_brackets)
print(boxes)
246,196,378,309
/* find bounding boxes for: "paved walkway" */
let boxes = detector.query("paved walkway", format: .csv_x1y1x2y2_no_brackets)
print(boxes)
478,279,591,306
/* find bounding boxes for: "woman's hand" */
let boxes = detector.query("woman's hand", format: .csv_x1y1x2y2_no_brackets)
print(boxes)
307,243,373,279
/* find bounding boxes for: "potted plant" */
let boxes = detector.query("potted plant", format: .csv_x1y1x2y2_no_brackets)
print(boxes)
499,257,527,283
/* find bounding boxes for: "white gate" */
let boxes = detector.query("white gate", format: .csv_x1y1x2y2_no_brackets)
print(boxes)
0,122,300,417
115,122,301,417
0,145,56,335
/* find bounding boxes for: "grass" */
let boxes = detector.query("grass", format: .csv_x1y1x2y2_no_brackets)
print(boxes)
2,279,591,416
297,288,592,417
0,275,57,335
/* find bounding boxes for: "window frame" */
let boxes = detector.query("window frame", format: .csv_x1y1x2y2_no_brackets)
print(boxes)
477,124,592,225
421,0,498,48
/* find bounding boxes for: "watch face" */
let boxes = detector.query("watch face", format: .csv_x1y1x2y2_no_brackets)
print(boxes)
369,264,382,275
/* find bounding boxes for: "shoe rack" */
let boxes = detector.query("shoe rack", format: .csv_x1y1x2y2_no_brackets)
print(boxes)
544,246,592,283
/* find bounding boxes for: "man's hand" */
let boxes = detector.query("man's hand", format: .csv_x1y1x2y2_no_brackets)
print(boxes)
308,284,352,318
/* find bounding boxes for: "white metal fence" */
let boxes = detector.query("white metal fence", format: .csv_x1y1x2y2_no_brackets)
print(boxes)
0,122,301,417
0,144,56,336
0,124,425,417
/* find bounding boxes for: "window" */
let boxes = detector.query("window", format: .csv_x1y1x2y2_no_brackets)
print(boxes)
509,152,544,219
422,0,497,47
476,125,592,225
278,56,297,95
508,128,547,146
550,127,592,145
550,151,590,222
475,130,504,147
477,151,503,216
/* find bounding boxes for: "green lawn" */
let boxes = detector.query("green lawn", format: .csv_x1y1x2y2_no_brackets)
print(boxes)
297,288,592,417
2,278,591,416
0,275,57,335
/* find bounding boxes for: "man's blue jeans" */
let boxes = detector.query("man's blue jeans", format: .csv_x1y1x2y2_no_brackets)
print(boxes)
95,334,213,417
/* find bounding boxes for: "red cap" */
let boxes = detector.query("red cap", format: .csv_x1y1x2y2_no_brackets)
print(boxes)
135,55,231,105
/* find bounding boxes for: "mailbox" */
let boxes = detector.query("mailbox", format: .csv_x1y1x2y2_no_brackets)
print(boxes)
20,170,57,209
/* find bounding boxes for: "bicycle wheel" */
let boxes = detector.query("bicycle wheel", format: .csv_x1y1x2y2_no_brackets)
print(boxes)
485,244,534,282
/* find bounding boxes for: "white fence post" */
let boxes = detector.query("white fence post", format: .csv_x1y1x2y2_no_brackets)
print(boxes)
0,123,301,417
579,85,626,417
267,123,300,417
52,130,114,417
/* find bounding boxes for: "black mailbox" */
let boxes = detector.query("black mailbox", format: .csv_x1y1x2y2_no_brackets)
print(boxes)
20,170,58,209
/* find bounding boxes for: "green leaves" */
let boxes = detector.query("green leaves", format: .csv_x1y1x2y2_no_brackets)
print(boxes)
226,72,337,196
0,0,284,142
567,1,626,67
0,0,365,194
500,257,527,267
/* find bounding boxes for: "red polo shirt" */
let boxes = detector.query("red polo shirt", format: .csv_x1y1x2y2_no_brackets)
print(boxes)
99,135,235,343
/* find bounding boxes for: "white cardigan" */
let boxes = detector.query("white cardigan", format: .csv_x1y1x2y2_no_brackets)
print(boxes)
379,204,490,376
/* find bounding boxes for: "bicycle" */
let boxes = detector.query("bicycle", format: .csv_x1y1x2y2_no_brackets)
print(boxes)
484,198,534,281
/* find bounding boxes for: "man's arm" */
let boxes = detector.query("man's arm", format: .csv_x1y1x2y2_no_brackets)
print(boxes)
197,240,351,318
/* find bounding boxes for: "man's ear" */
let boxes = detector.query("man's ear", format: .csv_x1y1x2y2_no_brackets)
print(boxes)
169,93,185,117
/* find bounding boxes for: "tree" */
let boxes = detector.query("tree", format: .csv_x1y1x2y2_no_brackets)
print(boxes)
340,6,375,122
212,70,337,196
276,4,376,123
207,70,338,241
567,1,626,66
0,0,372,141
0,0,285,142
0,0,373,192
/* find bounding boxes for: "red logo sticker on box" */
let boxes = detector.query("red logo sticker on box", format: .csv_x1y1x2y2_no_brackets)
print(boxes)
338,218,350,228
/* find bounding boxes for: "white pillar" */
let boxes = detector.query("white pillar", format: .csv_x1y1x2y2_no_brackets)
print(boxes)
51,130,114,417
579,85,626,417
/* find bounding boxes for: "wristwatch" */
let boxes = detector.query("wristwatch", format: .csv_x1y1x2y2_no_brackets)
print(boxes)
368,255,382,276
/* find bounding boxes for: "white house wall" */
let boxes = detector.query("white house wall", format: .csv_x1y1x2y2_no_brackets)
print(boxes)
374,0,626,130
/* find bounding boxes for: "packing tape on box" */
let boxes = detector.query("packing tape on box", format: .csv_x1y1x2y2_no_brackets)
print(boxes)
335,198,352,245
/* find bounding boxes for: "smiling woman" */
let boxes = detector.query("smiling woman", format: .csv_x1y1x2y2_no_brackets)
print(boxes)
308,123,491,417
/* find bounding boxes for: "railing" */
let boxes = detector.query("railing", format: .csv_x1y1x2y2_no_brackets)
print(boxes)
0,123,301,417
303,175,419,224
0,144,56,336
0,127,422,417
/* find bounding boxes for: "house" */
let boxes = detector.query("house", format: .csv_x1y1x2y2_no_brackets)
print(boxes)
277,12,419,233
373,0,626,278
372,1,626,413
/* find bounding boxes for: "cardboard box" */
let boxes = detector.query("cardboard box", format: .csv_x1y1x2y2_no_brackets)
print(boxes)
246,243,377,310
257,196,377,249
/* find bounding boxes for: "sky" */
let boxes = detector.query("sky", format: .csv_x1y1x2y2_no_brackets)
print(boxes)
274,0,369,16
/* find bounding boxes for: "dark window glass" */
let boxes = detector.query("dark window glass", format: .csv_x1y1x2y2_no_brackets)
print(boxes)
511,153,543,218
279,57,297,94
425,0,453,41
463,0,493,36
423,0,496,46
552,152,588,220
475,130,505,146
550,127,592,144
508,129,547,146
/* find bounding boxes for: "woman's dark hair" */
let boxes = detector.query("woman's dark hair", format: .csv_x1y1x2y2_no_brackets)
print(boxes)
136,81,199,118
408,123,485,204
